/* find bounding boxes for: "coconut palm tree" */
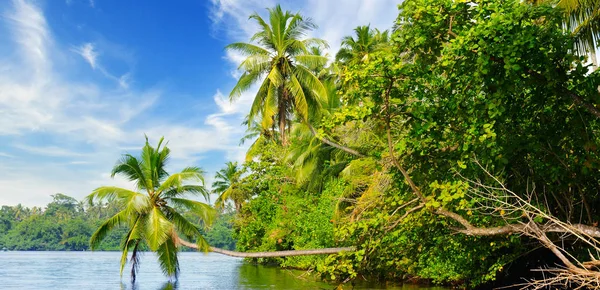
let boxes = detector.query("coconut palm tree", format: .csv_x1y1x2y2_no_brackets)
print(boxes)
529,0,600,67
86,137,215,282
227,5,329,145
557,0,600,56
335,25,389,64
213,162,245,213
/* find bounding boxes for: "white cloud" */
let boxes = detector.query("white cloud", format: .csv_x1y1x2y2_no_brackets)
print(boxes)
0,152,15,158
118,73,131,89
13,144,87,157
0,0,224,206
71,42,98,69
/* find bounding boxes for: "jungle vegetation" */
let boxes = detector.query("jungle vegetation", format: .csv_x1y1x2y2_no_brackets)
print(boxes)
219,0,600,288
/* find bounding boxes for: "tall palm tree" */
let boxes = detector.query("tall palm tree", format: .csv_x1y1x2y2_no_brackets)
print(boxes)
335,25,389,64
212,162,244,213
86,137,215,282
227,5,329,145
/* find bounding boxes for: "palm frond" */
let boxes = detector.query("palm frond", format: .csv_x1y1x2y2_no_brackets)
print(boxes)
164,207,202,238
156,236,179,278
225,42,270,56
86,186,142,206
89,210,128,250
162,185,209,200
288,72,309,119
169,198,216,227
145,207,173,251
157,167,206,197
111,154,148,190
229,70,262,101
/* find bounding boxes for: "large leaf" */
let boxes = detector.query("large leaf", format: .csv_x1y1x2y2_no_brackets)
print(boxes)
111,154,148,190
157,167,206,197
145,207,173,251
89,210,128,250
156,236,179,278
168,198,216,228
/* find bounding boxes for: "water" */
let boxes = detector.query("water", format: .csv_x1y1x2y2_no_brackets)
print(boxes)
0,251,448,289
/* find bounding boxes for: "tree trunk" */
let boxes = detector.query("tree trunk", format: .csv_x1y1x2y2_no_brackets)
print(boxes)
176,237,354,258
279,87,288,146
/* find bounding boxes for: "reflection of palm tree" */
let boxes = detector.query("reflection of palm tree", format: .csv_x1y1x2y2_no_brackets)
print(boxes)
86,137,215,281
213,162,245,213
227,5,328,145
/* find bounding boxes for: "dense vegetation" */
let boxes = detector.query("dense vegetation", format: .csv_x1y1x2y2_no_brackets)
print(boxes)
0,193,235,253
218,0,600,288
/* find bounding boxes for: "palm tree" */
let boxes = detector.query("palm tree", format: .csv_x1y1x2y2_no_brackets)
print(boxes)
227,5,329,145
86,137,215,282
335,25,389,64
240,116,278,161
212,162,244,213
530,0,600,67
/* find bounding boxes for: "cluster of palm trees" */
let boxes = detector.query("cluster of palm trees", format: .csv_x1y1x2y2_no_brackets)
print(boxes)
87,1,600,282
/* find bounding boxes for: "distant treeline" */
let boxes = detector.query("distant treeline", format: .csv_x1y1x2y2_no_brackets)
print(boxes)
0,193,235,251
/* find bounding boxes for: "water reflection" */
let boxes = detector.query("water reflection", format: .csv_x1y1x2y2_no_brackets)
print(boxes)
237,263,331,289
0,252,449,290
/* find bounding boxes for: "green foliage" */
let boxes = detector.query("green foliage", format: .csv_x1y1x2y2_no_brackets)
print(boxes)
226,0,600,288
86,137,215,281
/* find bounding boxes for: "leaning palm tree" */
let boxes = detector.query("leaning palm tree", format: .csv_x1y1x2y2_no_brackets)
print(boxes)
227,5,329,145
86,137,215,282
335,25,389,64
212,162,244,212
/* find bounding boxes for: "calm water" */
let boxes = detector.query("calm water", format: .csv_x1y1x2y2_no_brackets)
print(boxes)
0,251,448,289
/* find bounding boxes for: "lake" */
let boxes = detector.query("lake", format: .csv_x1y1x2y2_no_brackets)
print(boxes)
0,251,448,289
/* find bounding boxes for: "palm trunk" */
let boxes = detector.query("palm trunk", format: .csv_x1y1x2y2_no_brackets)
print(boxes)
279,86,288,146
176,236,354,257
234,201,241,213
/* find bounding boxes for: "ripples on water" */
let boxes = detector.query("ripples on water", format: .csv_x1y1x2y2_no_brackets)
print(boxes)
0,251,448,289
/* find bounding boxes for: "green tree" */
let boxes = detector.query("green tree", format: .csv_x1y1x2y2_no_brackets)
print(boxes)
213,161,245,212
86,137,215,281
227,5,329,145
335,25,389,64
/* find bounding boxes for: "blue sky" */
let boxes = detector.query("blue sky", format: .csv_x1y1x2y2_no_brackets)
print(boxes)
0,0,400,206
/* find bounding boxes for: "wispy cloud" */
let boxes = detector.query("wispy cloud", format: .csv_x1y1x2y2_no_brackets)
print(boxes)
71,42,98,69
0,0,230,206
13,144,87,157
0,152,15,158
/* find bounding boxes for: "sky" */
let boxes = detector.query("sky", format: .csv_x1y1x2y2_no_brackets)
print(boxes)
0,0,401,207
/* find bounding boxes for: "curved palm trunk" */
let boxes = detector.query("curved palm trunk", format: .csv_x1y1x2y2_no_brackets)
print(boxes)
176,236,354,258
